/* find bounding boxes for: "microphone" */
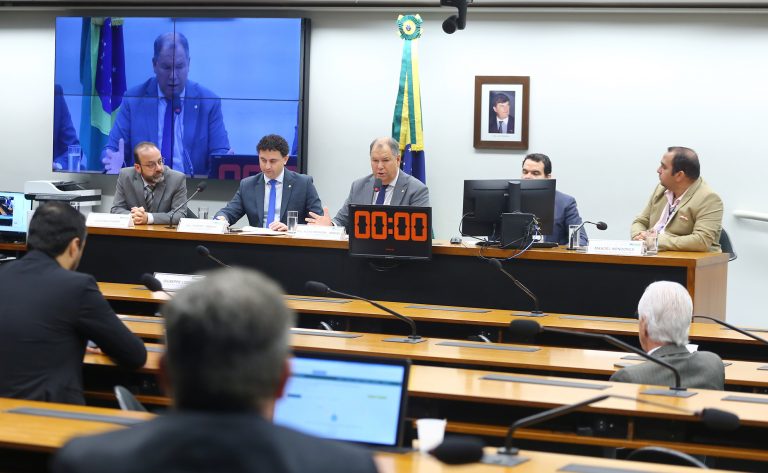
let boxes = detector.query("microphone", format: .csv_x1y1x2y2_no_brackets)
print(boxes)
567,220,607,250
430,436,485,464
372,177,383,194
305,281,425,343
510,319,689,396
693,315,768,348
172,93,182,114
140,273,172,298
166,180,208,229
488,259,543,317
196,245,231,268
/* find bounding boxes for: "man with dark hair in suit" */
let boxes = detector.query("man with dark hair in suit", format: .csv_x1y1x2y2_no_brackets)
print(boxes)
0,202,146,404
102,32,231,177
489,93,514,134
215,134,322,231
631,146,723,252
52,267,378,473
306,137,430,229
610,281,724,390
521,153,587,246
111,141,188,225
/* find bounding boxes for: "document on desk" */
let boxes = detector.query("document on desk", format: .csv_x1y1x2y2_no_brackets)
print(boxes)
240,226,286,236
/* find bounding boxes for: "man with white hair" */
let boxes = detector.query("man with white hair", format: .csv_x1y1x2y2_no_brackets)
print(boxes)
610,281,724,390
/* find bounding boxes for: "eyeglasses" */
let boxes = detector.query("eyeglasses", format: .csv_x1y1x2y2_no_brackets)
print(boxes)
138,158,164,170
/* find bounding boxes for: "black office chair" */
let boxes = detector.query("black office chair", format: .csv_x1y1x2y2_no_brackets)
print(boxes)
184,208,197,219
719,228,737,262
114,385,148,412
626,446,708,468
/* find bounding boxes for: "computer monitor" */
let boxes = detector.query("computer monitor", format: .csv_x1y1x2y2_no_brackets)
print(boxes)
461,179,556,240
0,191,32,243
273,352,410,449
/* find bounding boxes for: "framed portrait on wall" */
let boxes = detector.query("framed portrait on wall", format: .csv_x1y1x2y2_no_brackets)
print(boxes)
474,76,530,150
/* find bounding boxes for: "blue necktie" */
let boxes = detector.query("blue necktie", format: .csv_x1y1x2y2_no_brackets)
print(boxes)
266,179,277,228
161,99,173,169
375,184,388,205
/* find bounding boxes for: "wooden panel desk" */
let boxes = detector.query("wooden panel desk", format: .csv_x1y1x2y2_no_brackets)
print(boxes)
102,283,764,361
80,225,728,318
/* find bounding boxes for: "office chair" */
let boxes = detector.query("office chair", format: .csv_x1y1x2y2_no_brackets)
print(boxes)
184,208,197,219
719,228,736,262
626,446,708,468
114,385,148,412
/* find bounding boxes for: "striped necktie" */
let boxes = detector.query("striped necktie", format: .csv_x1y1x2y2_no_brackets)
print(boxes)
144,185,155,211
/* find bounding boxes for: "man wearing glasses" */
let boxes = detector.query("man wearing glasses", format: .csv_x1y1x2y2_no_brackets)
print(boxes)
110,141,188,225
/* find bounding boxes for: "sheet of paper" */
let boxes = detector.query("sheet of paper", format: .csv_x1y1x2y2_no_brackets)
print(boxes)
240,226,286,236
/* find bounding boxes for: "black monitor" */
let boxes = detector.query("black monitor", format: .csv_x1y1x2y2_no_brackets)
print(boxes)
461,179,556,240
0,191,32,243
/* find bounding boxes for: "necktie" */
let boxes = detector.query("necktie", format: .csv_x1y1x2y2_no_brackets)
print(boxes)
375,184,389,205
161,99,173,169
498,120,504,133
144,185,155,211
266,179,277,228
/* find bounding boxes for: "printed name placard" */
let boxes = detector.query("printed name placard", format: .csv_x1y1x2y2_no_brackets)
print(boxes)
176,218,228,234
587,239,644,256
292,224,346,241
153,272,205,292
85,213,133,229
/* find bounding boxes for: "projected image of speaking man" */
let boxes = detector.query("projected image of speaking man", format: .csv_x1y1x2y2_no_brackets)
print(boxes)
102,32,231,177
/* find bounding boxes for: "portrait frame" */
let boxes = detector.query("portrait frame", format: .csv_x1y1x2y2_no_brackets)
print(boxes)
474,76,530,150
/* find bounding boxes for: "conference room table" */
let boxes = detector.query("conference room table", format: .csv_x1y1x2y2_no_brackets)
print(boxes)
102,283,767,362
0,397,741,473
79,225,729,318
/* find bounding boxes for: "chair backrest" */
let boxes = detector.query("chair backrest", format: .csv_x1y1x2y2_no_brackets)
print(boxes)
626,446,708,468
719,228,737,261
114,385,148,412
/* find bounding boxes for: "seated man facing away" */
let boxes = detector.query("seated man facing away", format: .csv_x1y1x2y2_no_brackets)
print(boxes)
215,134,322,231
110,141,188,225
306,136,430,229
610,281,724,390
631,146,723,252
52,267,378,473
0,202,146,404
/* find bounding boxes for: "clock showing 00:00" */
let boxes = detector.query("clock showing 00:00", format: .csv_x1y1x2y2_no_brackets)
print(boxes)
353,211,429,241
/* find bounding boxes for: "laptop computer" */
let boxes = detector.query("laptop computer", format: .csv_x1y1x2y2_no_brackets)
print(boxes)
273,352,410,450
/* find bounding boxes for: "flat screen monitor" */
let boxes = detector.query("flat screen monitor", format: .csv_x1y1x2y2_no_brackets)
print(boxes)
461,179,556,240
0,192,32,243
53,17,309,179
347,204,432,260
273,352,410,448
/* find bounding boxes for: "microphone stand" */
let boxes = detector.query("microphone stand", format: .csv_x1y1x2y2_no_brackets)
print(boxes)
488,259,544,317
166,183,206,229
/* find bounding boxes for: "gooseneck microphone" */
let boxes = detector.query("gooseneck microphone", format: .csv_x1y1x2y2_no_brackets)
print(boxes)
140,273,172,298
195,245,231,268
488,259,543,317
305,281,425,343
693,315,768,348
510,319,689,396
567,220,608,250
167,180,208,230
372,177,383,194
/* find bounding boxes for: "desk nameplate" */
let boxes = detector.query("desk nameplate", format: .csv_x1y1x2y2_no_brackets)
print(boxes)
405,304,491,314
291,329,362,339
722,395,768,405
7,407,145,426
481,374,610,390
560,316,636,324
437,341,540,352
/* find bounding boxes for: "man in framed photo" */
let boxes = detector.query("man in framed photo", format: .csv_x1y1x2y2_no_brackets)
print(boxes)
489,92,514,134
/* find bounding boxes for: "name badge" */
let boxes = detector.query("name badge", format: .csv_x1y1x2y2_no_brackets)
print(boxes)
587,239,644,256
293,224,346,241
177,218,228,234
153,272,205,292
86,213,133,229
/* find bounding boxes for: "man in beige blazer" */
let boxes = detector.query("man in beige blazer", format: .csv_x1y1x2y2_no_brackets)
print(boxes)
631,146,722,252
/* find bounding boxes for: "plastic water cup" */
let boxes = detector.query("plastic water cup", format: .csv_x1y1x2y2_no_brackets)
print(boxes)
198,207,209,220
568,224,582,249
67,145,82,172
287,211,299,233
644,234,659,256
416,418,446,453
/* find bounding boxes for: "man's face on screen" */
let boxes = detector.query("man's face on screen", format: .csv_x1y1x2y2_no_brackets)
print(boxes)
259,149,289,180
153,45,190,99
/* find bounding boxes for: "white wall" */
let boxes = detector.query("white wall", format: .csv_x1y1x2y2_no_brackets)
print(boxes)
1,9,766,325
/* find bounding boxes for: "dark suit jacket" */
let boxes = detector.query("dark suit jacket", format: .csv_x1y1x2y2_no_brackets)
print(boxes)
103,78,230,177
110,167,188,225
215,169,322,227
609,344,725,390
0,251,146,404
53,84,79,169
333,171,430,228
489,116,515,134
52,411,378,473
544,190,588,246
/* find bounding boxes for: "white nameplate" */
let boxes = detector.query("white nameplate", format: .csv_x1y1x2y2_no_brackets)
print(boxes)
587,239,644,256
292,224,346,240
177,218,227,234
153,272,205,292
86,212,133,229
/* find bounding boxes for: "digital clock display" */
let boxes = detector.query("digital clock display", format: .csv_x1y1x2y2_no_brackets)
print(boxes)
348,205,432,260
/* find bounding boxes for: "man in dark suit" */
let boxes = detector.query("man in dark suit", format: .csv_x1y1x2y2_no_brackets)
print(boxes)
102,32,231,177
306,137,430,229
521,153,588,246
0,202,146,404
489,93,514,134
610,281,724,390
52,267,378,473
111,142,188,225
215,134,322,230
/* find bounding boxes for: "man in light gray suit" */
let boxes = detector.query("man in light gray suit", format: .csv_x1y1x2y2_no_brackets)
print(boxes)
610,281,724,390
110,141,188,225
306,137,430,229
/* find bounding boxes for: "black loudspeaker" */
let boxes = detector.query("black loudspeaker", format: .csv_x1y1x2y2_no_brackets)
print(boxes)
501,212,535,247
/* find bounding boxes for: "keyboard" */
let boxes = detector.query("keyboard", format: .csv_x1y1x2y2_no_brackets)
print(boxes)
530,241,559,249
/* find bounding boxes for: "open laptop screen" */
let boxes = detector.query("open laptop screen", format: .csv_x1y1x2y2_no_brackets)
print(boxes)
273,352,410,448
